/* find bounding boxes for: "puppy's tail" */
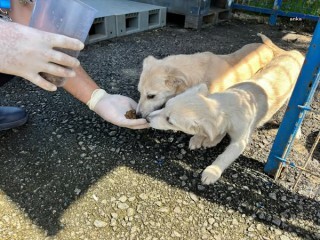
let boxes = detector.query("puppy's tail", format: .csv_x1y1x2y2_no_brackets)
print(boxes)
258,33,286,55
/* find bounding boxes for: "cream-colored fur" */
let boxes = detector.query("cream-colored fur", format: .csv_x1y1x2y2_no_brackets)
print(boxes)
147,49,305,185
137,34,277,118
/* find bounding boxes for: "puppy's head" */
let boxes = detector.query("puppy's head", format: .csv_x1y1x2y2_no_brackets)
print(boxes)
147,84,222,141
136,56,188,118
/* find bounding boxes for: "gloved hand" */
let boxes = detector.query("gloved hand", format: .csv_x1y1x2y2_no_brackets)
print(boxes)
0,21,84,91
87,89,150,130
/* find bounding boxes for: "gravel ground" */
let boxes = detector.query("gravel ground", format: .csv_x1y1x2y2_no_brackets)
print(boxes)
0,16,319,240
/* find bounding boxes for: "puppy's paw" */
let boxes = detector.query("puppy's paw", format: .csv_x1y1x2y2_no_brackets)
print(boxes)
201,165,222,185
189,136,205,150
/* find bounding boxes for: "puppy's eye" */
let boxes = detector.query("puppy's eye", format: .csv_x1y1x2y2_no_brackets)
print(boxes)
166,117,173,125
147,94,155,99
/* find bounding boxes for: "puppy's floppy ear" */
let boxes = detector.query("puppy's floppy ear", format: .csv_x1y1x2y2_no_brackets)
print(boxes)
189,120,201,135
199,119,216,141
189,119,215,142
165,67,187,91
195,83,209,96
143,56,157,68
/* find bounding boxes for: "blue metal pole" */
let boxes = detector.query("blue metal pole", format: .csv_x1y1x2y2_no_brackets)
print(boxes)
269,0,283,25
264,20,320,176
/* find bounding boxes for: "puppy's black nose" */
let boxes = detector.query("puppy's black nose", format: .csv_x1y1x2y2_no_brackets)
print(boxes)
136,112,142,119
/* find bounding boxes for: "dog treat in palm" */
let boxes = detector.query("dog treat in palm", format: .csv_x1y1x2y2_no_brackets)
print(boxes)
125,109,137,119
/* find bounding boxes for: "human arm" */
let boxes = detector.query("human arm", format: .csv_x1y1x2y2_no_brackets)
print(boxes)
63,67,149,129
6,0,149,129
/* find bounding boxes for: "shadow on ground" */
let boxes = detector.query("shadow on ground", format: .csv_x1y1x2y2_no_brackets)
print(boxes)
0,121,319,237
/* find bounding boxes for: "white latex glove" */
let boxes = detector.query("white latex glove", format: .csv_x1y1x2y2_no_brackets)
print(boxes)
0,21,84,91
87,89,150,130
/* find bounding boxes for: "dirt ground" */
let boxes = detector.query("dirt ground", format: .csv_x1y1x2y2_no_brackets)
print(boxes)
0,15,319,240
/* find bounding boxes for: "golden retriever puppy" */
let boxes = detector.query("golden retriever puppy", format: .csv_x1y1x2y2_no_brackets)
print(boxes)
146,49,304,185
136,34,277,118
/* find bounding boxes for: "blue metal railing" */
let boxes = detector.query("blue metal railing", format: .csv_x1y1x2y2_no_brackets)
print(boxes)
264,20,320,177
232,0,320,25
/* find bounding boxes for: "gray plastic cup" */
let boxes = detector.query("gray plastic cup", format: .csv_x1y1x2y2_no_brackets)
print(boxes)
29,0,97,86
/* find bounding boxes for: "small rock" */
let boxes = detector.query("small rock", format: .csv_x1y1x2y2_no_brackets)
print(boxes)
74,188,81,195
2,215,10,223
202,234,209,240
127,208,135,217
269,192,277,200
180,175,188,181
280,235,290,240
274,229,282,235
128,196,136,202
174,206,182,214
181,149,187,155
256,224,263,231
158,207,169,213
118,203,129,210
109,131,117,136
131,226,138,233
110,218,117,227
258,212,265,220
232,219,238,225
171,231,182,237
208,218,215,225
119,196,127,202
214,235,222,240
111,213,118,219
92,194,98,201
177,143,184,148
94,220,107,228
139,193,148,200
248,225,255,232
189,193,199,202
272,217,282,227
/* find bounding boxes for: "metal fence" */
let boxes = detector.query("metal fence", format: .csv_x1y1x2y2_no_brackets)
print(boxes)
264,20,320,196
232,0,320,25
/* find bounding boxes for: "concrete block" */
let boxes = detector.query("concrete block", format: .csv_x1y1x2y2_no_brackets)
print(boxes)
87,15,116,44
82,0,167,43
148,8,167,29
116,11,148,36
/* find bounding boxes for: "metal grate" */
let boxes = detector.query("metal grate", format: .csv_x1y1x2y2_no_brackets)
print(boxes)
265,20,320,197
292,130,320,197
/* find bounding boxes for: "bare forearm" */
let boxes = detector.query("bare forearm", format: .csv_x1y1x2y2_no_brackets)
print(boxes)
62,66,100,104
8,0,33,24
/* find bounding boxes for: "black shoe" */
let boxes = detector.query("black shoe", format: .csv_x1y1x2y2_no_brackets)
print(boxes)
0,107,28,131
